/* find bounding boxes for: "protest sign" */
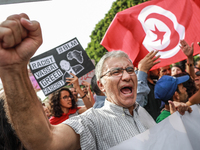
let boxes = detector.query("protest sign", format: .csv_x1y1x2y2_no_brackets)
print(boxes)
109,105,200,150
78,69,95,85
78,59,95,85
29,38,95,96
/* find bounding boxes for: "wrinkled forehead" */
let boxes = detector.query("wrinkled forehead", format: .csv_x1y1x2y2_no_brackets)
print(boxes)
102,57,132,72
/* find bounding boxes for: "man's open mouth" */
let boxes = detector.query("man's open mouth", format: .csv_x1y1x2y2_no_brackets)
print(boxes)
120,86,133,94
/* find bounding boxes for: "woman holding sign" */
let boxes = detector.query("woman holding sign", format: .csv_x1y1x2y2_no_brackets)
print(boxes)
49,73,93,125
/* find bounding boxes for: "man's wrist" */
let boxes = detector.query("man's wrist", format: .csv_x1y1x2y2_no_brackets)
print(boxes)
138,68,148,73
137,70,148,82
186,62,194,67
187,57,193,64
76,86,82,91
81,93,87,99
0,64,27,77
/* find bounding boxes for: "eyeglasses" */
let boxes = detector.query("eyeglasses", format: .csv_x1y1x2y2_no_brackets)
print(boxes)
196,71,200,76
100,66,135,79
61,95,71,100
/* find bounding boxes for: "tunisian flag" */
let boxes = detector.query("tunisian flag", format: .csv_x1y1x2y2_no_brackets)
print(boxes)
101,0,200,69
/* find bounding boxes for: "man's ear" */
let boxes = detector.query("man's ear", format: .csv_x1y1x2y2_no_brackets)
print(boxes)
97,80,105,93
173,91,180,102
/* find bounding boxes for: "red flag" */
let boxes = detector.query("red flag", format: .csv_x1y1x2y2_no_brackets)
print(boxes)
193,0,200,7
101,0,200,70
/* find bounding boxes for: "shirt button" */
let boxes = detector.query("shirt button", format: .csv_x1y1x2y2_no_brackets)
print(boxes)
122,114,125,116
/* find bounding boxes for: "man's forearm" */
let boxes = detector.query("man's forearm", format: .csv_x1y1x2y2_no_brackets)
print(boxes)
187,89,200,106
186,56,195,79
0,13,80,150
1,65,52,149
136,70,150,107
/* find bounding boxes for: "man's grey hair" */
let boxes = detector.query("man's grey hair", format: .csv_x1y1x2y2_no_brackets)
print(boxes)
95,51,132,82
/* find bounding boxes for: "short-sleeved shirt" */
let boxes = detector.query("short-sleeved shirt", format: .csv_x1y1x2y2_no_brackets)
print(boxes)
63,100,156,150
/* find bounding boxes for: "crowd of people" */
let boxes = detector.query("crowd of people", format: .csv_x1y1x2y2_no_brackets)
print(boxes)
0,13,200,150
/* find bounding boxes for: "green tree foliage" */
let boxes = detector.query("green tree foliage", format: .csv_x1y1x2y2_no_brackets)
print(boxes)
85,0,148,65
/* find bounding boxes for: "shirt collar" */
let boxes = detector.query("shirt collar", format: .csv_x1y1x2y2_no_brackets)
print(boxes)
95,95,106,101
104,99,139,116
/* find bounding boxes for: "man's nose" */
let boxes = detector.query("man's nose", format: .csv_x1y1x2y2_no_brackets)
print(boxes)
121,70,131,80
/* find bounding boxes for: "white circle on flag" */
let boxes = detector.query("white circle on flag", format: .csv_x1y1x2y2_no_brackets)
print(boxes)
138,5,185,59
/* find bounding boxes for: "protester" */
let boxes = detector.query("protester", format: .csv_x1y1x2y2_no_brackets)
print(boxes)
0,13,192,150
136,40,193,120
173,72,200,107
171,64,185,76
81,80,95,105
155,75,192,123
195,58,200,69
91,75,106,108
136,40,195,121
194,67,200,90
136,50,162,120
49,87,89,125
69,80,95,107
159,65,171,78
173,72,197,98
69,86,84,107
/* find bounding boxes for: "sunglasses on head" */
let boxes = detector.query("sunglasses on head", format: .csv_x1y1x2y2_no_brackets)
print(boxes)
196,71,200,76
195,66,200,70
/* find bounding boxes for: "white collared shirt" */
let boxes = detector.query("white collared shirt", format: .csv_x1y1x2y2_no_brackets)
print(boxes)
63,99,156,150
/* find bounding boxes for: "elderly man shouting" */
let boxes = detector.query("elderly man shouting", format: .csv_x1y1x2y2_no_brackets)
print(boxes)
0,13,191,150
